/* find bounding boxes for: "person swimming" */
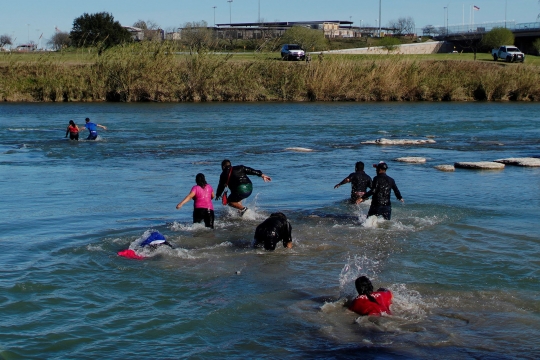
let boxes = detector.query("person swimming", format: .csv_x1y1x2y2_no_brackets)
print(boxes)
348,276,393,316
253,212,293,251
117,231,172,259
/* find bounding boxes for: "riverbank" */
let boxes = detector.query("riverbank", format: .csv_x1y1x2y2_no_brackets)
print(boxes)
1,44,539,102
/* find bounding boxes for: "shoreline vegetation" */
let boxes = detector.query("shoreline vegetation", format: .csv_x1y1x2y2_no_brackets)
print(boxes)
1,43,540,102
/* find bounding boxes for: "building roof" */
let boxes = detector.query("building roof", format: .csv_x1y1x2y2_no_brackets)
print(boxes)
216,20,353,28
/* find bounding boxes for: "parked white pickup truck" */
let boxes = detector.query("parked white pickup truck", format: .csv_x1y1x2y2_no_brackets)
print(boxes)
491,45,525,62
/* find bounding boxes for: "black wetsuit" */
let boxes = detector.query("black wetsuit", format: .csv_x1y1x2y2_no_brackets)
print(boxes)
347,171,372,203
254,213,292,251
216,165,263,203
362,173,402,220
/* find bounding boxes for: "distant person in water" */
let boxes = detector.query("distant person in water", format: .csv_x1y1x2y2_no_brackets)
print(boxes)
334,161,372,204
348,276,392,316
358,161,404,220
253,212,292,251
65,120,79,141
82,117,107,140
176,173,215,229
215,159,271,216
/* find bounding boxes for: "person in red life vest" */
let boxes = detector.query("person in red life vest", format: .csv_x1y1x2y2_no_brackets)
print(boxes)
65,120,79,141
348,276,393,316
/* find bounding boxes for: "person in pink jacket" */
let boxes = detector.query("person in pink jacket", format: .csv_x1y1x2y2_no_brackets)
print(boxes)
176,173,215,229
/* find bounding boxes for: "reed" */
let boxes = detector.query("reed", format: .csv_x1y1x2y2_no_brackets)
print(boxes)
1,43,540,102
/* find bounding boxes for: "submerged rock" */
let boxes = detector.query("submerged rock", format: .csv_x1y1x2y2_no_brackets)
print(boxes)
395,157,427,163
362,138,436,145
494,157,540,167
454,161,505,170
435,164,455,172
285,147,314,152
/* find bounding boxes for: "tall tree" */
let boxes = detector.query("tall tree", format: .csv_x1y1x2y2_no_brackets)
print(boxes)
481,27,514,50
0,34,13,48
70,12,131,48
48,32,71,50
388,17,415,36
181,21,215,54
133,20,162,41
280,26,327,52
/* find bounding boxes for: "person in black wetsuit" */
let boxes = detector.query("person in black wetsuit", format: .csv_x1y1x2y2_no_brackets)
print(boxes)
334,161,372,204
358,162,404,220
215,159,271,215
253,212,293,250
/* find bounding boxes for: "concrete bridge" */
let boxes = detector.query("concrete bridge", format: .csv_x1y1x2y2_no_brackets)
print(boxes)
436,21,540,54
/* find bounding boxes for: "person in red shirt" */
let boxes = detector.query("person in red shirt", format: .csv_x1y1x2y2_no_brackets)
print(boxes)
65,120,79,141
348,276,393,316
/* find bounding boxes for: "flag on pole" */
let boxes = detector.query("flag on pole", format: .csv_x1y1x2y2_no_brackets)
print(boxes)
473,5,480,11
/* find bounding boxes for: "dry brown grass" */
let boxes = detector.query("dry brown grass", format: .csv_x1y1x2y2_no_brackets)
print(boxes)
1,43,540,102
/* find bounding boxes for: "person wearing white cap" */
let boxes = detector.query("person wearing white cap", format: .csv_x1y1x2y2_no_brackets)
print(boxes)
358,161,404,220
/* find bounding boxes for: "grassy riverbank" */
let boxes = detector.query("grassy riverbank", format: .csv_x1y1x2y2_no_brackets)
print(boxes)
1,43,540,102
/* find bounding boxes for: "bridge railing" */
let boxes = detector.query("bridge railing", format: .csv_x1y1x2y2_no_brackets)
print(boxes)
514,22,540,30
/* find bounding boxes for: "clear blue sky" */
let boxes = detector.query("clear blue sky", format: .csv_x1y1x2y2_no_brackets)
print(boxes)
1,0,537,47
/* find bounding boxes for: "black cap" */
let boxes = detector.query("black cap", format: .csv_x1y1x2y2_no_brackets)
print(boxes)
373,161,388,170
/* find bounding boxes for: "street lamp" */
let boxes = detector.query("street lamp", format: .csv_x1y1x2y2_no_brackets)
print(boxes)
228,0,233,26
378,0,382,37
505,0,507,28
444,7,447,35
213,6,217,27
258,0,260,23
27,24,30,43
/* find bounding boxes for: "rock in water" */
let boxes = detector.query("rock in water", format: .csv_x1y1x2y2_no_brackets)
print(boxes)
494,158,540,167
434,165,455,172
362,138,436,145
454,161,505,170
395,157,427,163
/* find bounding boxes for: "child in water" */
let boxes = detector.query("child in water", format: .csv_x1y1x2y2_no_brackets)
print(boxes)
348,276,393,316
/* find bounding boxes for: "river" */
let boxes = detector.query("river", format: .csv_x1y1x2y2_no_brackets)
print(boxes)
0,102,539,359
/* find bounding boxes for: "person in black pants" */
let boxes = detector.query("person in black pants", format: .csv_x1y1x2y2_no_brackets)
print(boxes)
334,161,372,204
359,162,404,220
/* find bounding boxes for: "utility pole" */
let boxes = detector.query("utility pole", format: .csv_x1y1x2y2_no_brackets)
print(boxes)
505,0,507,28
378,0,382,37
258,0,260,23
228,0,233,26
447,5,449,35
213,6,217,27
27,24,30,44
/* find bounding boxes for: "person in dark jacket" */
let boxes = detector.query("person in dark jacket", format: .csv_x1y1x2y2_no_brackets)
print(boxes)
334,161,372,204
358,162,404,220
253,212,293,250
215,159,271,215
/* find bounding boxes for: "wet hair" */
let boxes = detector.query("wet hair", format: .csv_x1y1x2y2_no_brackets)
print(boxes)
355,276,378,304
195,173,207,188
355,161,365,171
85,117,90,122
69,120,75,126
270,212,287,220
221,159,231,169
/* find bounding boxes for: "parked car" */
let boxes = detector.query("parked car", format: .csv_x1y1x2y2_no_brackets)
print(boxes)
491,45,525,62
281,44,305,61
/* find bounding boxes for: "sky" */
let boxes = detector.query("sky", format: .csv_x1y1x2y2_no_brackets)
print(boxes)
1,0,538,47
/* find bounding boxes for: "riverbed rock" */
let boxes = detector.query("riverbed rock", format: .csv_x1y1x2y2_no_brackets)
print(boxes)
434,165,455,172
285,147,314,152
454,161,505,170
362,138,436,145
395,157,427,163
494,157,540,167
